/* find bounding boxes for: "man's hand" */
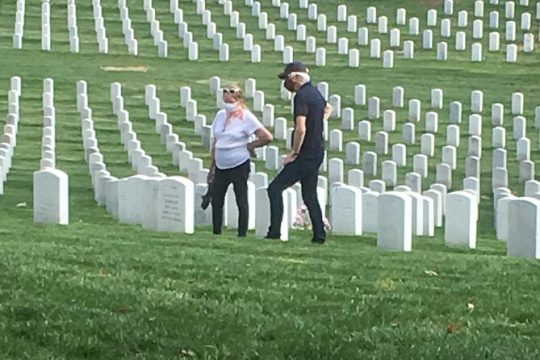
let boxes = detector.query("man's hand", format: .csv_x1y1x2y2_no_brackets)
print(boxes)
283,152,298,165
323,103,333,121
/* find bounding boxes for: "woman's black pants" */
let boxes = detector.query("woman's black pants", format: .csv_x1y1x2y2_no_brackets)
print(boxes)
211,160,250,237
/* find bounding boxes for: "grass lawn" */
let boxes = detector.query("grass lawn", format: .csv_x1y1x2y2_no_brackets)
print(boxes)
1,0,540,358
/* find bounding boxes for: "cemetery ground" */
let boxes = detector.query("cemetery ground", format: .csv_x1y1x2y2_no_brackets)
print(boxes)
1,0,540,358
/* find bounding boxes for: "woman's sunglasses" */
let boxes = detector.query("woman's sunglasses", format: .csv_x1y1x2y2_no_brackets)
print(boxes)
222,88,240,94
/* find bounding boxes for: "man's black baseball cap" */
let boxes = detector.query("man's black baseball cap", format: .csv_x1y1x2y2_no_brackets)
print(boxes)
277,61,309,79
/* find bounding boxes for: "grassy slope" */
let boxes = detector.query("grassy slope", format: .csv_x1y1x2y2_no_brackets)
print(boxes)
1,0,540,358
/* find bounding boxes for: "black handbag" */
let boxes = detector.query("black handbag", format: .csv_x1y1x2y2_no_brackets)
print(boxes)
201,182,214,210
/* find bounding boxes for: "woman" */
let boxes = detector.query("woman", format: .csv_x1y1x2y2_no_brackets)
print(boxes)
208,85,273,237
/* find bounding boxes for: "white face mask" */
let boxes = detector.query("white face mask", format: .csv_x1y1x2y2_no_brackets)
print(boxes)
223,102,239,113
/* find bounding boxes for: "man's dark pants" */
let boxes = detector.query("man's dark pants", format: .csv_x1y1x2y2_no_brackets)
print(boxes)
267,156,326,241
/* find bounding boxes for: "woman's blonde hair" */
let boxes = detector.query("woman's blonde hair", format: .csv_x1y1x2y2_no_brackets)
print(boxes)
222,84,245,103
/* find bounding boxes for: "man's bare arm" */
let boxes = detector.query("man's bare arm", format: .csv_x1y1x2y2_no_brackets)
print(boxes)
323,103,333,121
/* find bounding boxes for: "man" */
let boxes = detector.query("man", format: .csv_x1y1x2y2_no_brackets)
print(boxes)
266,62,332,244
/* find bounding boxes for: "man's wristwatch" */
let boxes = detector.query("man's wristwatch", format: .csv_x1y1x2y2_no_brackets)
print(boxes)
292,152,298,156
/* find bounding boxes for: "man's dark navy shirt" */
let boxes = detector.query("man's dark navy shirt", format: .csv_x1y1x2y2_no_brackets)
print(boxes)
293,81,326,162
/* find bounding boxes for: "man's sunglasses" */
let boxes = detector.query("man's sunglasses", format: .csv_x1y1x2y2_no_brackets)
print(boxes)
223,88,240,94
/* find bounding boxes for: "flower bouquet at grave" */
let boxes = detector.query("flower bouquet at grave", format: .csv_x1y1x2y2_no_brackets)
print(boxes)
292,204,331,231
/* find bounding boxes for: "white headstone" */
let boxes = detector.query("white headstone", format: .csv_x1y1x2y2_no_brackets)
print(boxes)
455,31,466,50
370,39,381,58
421,133,435,157
427,9,438,26
375,131,389,155
516,137,530,160
328,158,344,184
471,90,484,113
393,86,404,108
444,191,477,248
383,110,396,132
392,144,406,166
345,142,360,165
506,44,517,62
363,151,377,176
331,185,362,235
155,177,194,233
390,28,400,47
378,16,388,34
358,120,371,141
377,192,412,251
403,123,415,144
353,85,367,106
348,169,364,188
442,145,457,169
425,112,439,133
405,172,422,193
436,163,452,189
409,17,419,35
359,92,376,117
471,42,483,61
423,30,433,49
424,189,443,227
458,10,468,27
403,40,415,59
409,99,421,122
518,157,534,182
382,50,394,68
363,191,379,233
507,198,540,258
33,169,69,224
381,160,397,187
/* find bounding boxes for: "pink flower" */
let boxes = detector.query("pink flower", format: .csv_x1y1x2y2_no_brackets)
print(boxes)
292,203,331,231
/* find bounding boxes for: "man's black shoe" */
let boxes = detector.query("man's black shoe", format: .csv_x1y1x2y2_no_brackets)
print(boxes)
311,238,326,245
264,233,280,240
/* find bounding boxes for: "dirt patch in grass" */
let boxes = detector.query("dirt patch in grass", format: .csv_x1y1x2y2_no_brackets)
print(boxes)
101,66,149,72
417,0,440,7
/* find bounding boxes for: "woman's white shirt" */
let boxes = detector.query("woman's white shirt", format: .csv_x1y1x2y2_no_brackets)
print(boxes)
211,108,262,169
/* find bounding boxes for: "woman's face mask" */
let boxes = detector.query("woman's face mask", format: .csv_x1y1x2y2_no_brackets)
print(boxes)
223,102,239,112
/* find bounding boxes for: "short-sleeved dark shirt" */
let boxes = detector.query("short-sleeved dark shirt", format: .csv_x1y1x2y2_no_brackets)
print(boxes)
293,81,326,162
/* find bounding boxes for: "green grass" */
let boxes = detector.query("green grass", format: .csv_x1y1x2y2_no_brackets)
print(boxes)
1,0,540,358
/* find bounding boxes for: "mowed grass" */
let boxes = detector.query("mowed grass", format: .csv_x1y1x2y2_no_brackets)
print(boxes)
1,0,540,358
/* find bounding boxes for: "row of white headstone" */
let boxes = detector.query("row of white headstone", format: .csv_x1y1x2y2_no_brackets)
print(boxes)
171,1,201,60
331,87,528,119
141,84,209,182
11,0,538,65
239,0,538,65
40,79,57,171
33,78,70,225
0,77,21,195
67,0,80,53
118,0,139,55
243,0,536,66
77,81,195,233
12,0,24,49
333,183,540,259
144,0,170,58
92,0,109,53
